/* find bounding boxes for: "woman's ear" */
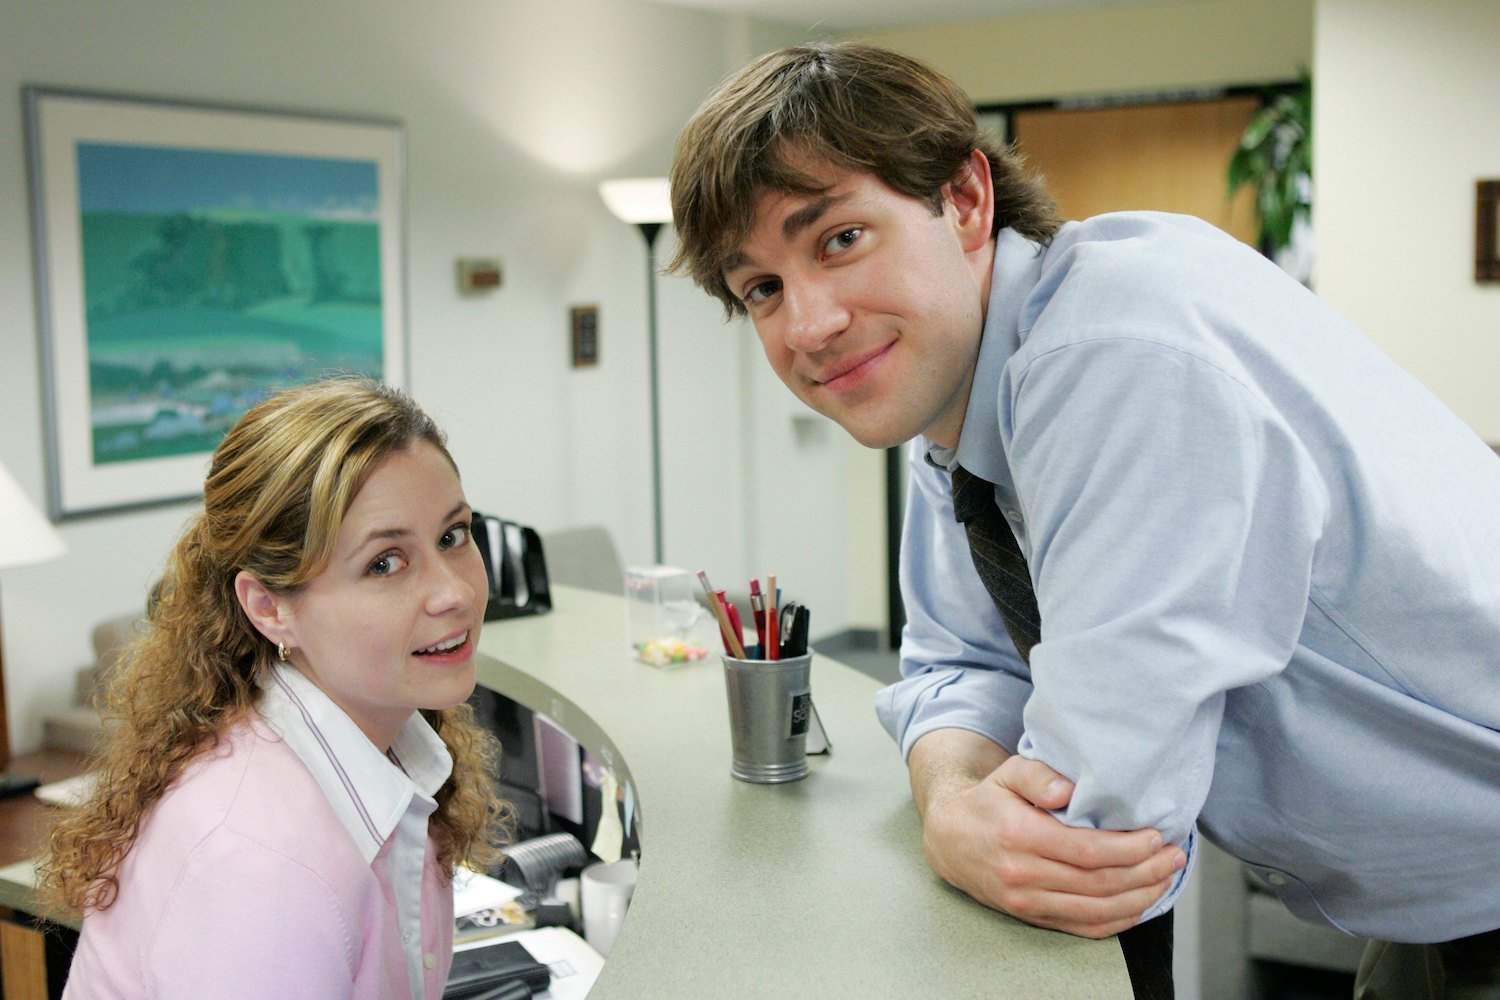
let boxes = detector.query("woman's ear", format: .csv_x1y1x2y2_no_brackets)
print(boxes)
234,570,291,648
946,147,996,253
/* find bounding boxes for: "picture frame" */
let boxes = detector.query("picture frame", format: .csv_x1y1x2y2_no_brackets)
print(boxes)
1477,180,1500,284
24,87,407,518
571,305,600,368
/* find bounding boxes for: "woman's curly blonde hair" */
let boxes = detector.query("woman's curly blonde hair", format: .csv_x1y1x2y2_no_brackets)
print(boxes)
38,377,512,914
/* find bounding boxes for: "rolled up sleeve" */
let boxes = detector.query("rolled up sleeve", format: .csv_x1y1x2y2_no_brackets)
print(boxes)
1007,337,1326,914
877,443,1035,760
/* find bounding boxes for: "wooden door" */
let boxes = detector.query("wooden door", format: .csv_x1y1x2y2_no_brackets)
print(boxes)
1012,96,1261,246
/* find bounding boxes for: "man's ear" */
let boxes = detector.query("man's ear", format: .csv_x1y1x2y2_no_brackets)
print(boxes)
946,147,996,254
234,570,292,648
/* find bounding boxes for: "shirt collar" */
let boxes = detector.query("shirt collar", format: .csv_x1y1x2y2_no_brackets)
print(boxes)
258,662,452,863
924,226,1051,485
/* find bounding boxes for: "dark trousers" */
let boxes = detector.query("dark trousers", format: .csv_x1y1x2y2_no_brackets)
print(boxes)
1355,928,1500,1000
1118,910,1175,1000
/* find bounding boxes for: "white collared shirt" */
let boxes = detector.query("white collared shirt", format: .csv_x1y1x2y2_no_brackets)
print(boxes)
259,663,453,998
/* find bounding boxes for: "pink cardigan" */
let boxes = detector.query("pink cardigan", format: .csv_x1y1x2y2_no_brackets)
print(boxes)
63,716,454,999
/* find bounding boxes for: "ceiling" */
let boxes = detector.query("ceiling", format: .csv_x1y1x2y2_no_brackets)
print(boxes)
648,0,1176,32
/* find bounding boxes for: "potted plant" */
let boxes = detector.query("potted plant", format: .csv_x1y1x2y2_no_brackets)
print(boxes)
1228,77,1312,266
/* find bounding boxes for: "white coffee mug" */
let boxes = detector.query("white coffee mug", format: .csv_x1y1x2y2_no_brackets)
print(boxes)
580,859,637,957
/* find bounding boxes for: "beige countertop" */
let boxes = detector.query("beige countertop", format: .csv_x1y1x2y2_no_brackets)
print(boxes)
475,584,1131,998
0,585,1130,997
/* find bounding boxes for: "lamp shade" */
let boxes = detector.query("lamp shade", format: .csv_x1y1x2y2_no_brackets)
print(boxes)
0,462,66,571
599,178,672,225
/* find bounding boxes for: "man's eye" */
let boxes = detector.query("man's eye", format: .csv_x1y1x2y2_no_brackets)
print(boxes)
368,551,408,577
824,228,861,255
743,278,781,305
440,523,471,550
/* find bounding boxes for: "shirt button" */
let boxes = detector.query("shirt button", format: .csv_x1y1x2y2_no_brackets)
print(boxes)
403,931,414,943
423,953,436,970
1266,872,1287,887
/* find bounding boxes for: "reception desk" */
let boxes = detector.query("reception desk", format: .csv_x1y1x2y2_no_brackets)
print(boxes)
476,585,1130,998
0,584,1130,997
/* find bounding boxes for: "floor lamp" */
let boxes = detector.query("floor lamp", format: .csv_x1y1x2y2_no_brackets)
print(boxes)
599,177,673,565
0,461,67,795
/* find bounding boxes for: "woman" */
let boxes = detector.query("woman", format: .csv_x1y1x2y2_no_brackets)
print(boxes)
41,378,511,999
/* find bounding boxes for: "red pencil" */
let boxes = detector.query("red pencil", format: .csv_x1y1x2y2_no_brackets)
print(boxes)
698,570,746,658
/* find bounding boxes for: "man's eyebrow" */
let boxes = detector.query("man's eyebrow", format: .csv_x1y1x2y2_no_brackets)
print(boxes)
722,193,850,278
781,193,846,240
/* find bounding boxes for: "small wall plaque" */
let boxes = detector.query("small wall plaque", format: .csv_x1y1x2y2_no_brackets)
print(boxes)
1477,180,1500,283
571,305,599,368
456,258,503,293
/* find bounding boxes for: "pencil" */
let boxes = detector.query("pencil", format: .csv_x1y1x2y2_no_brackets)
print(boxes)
697,570,746,658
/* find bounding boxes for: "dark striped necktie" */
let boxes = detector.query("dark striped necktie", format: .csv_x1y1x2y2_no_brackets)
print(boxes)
947,463,1175,999
949,464,1041,663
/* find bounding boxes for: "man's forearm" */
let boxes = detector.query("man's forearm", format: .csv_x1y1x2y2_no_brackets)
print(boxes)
904,726,1181,937
908,728,1010,818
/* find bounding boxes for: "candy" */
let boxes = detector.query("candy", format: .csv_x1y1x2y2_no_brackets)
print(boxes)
634,636,709,666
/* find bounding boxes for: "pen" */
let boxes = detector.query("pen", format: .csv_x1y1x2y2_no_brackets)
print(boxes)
765,572,779,661
781,604,810,658
749,578,767,653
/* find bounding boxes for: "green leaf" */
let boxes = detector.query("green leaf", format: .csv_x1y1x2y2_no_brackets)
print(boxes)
1228,77,1313,254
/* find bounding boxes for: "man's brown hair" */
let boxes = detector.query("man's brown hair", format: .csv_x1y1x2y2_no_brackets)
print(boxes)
667,42,1060,316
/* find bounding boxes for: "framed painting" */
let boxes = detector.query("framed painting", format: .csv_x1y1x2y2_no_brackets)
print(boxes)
24,87,406,518
1478,179,1500,284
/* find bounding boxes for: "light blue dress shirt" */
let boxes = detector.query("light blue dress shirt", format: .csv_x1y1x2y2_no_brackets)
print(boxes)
876,213,1500,942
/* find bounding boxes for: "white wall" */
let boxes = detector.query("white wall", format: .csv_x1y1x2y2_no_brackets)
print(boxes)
857,0,1314,104
1314,0,1500,442
0,0,829,753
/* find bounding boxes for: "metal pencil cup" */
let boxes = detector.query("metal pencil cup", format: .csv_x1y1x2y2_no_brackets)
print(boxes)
720,650,814,783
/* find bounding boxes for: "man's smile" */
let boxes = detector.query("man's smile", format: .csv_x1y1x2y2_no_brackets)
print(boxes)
808,340,897,393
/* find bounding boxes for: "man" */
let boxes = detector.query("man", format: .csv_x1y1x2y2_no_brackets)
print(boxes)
667,42,1500,1000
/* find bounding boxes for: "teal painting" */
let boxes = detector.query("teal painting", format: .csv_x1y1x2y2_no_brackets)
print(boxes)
76,143,385,465
27,88,403,516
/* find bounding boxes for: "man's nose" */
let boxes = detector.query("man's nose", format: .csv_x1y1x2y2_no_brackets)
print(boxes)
781,278,849,353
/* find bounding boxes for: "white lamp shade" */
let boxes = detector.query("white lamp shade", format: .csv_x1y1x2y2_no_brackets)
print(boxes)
599,178,673,225
0,462,66,571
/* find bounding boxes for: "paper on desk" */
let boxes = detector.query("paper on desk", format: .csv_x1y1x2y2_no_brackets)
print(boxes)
589,768,623,864
35,772,98,807
452,866,524,917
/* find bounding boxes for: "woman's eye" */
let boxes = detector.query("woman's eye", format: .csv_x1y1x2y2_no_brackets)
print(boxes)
742,278,781,306
368,551,409,577
440,522,471,550
824,228,861,255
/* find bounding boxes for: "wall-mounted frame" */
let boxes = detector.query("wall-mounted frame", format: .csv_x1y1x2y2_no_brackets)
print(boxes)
1477,180,1500,284
24,87,406,518
571,305,600,368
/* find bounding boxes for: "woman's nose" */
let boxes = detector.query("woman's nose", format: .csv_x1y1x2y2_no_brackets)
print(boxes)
427,551,480,615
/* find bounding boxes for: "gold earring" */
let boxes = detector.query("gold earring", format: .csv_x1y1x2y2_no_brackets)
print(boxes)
277,640,290,662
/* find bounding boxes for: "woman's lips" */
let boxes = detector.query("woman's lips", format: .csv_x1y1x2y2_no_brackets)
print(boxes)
412,629,474,663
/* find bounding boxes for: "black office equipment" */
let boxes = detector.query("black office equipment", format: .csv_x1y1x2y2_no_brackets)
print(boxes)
443,940,550,998
472,512,551,620
497,833,588,908
455,982,530,1000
